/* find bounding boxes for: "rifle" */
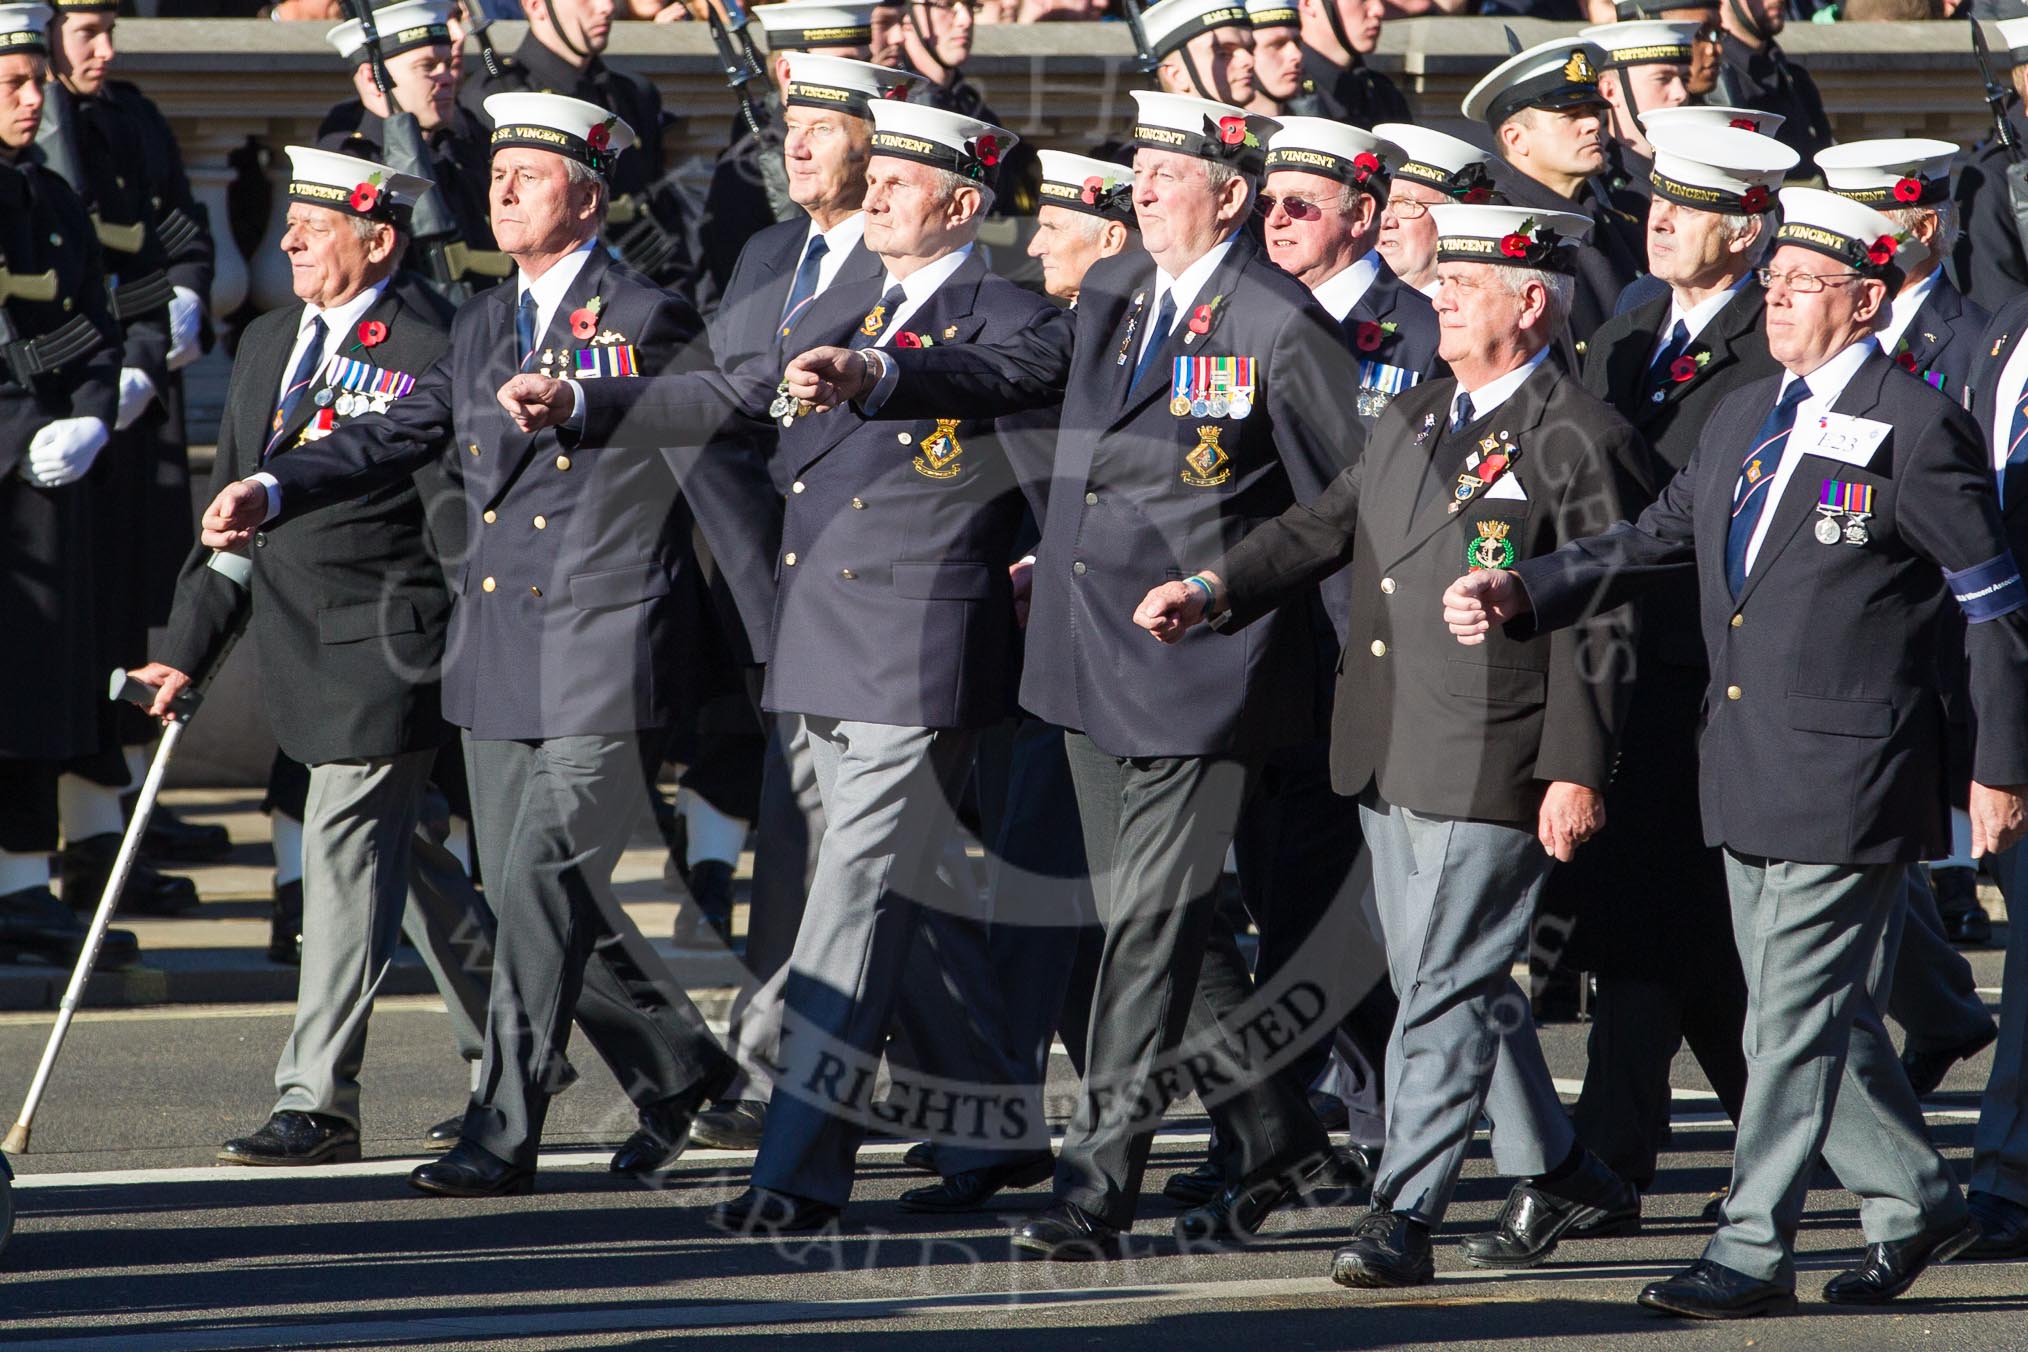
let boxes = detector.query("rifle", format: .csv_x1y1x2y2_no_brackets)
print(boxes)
687,0,768,140
1116,0,1158,78
462,0,508,84
0,231,61,389
342,0,471,304
1973,21,2028,272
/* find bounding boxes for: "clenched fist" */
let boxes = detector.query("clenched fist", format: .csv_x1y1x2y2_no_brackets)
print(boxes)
200,479,271,551
784,346,876,412
499,374,577,433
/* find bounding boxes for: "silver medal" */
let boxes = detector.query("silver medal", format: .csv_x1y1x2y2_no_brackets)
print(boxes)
1190,397,1210,418
1814,515,1842,545
1208,393,1230,418
314,388,334,408
1843,518,1870,546
1229,393,1253,420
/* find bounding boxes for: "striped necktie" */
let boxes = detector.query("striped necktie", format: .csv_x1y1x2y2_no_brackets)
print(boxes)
779,234,830,338
262,314,326,463
1725,378,1810,596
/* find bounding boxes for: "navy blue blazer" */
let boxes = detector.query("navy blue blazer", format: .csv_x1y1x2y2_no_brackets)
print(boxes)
261,247,709,741
575,248,1056,730
1894,276,1988,404
1343,262,1445,432
1519,349,2028,865
873,232,1367,758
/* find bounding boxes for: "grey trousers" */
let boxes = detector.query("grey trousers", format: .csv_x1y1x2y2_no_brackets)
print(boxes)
1705,854,1965,1283
460,733,731,1169
1055,735,1325,1231
272,751,492,1126
753,717,1038,1206
1972,841,2028,1206
1360,799,1572,1224
1889,865,1996,1056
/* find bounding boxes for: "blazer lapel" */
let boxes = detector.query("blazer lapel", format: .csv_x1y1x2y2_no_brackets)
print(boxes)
1109,237,1253,432
1899,284,1957,389
1096,255,1158,416
246,304,304,463
271,289,406,457
1610,294,1671,425
1389,363,1552,569
1653,287,1765,420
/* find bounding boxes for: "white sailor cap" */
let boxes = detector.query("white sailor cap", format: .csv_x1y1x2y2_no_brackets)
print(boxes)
1264,117,1399,199
783,53,918,118
1993,16,2028,65
1773,185,1927,284
1578,20,1698,67
1814,137,1959,210
1245,0,1300,29
752,1,878,51
867,98,1017,185
1128,89,1278,178
1430,203,1591,274
1374,122,1499,202
1647,125,1798,215
1638,104,1787,139
283,144,433,223
1462,37,1609,127
326,0,452,65
1139,0,1251,61
0,4,51,55
483,92,636,174
1036,148,1135,223
1613,0,1717,16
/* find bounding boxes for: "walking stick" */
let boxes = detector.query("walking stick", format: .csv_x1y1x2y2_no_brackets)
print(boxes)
3,670,204,1156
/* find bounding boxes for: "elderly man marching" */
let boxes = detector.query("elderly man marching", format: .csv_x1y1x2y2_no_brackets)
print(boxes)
1371,123,1501,302
1444,188,2028,1318
197,93,733,1198
1134,203,1659,1287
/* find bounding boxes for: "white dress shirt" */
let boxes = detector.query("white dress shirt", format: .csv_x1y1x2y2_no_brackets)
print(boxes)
1134,234,1236,368
1743,337,1878,573
867,244,974,347
1450,345,1550,428
1654,275,1749,364
799,211,867,300
1309,252,1381,323
250,278,392,518
1876,269,1938,358
517,239,598,348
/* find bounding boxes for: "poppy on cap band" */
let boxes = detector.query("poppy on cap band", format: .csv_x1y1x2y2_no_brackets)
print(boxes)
1039,177,1134,221
343,22,451,61
1249,3,1298,24
1774,221,1902,283
1396,158,1496,202
1832,177,1950,209
785,79,880,118
1650,170,1769,216
0,29,44,52
491,122,611,172
1436,234,1579,274
288,179,405,224
1151,4,1250,57
769,21,874,46
1599,41,1692,65
869,129,1002,183
1263,146,1390,196
1130,118,1265,174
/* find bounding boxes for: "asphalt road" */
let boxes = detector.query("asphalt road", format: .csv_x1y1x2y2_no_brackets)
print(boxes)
1,960,2024,1352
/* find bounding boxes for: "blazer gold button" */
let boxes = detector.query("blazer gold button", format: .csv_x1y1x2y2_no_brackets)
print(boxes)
1730,613,1743,627
784,552,798,567
530,585,542,597
483,510,496,524
1073,561,1087,575
555,455,571,471
482,576,497,592
850,497,865,509
468,443,480,456
792,481,806,493
1726,685,1742,700
1380,577,1396,594
1370,640,1387,657
533,515,547,529
898,432,913,445
1085,492,1098,506
840,568,856,579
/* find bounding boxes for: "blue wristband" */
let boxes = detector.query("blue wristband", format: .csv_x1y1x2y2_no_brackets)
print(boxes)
1184,574,1216,613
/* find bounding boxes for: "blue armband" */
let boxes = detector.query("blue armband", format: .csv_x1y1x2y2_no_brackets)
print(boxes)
1945,552,2028,623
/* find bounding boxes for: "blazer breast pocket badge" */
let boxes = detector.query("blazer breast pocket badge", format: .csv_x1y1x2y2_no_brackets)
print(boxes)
1168,356,1256,421
1467,519,1516,571
914,419,964,479
1181,425,1232,487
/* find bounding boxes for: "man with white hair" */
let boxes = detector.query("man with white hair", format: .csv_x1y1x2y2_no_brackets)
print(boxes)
1138,203,1656,1287
1028,148,1136,304
1372,123,1501,300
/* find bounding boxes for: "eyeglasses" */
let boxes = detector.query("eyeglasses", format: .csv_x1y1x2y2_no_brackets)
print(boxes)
1384,195,1431,219
1257,193,1334,221
1694,24,1722,42
1755,267,1864,293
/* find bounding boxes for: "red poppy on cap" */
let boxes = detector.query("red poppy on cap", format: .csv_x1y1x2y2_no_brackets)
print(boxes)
1217,116,1246,146
1866,234,1896,267
974,134,1000,167
1740,185,1770,214
1352,151,1380,183
1499,232,1530,259
1728,117,1758,131
349,181,380,214
586,120,612,153
1891,175,1923,204
1081,175,1103,206
1460,184,1491,204
570,307,598,340
357,319,387,347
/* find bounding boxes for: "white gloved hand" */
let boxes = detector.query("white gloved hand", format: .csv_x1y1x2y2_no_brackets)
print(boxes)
115,366,158,430
22,417,110,487
166,285,204,371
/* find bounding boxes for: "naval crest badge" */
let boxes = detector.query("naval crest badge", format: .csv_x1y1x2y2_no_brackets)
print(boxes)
914,419,965,479
859,303,888,339
1182,425,1231,487
1467,519,1515,572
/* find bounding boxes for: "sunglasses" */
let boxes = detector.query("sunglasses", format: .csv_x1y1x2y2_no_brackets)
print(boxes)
1257,192,1336,221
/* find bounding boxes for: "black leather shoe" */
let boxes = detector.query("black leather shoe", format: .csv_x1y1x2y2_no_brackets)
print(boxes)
1966,1191,2028,1259
1176,1151,1361,1248
61,833,199,916
1011,1201,1121,1260
690,1099,767,1152
1823,1216,1982,1304
217,1111,360,1166
1944,905,1995,946
610,1068,732,1176
424,1116,462,1152
268,878,303,966
1461,1150,1639,1268
707,1186,839,1235
902,1141,939,1175
0,886,140,970
1902,1022,1998,1098
409,1140,533,1197
1638,1260,1795,1319
1162,1159,1224,1207
1330,1207,1434,1288
1566,1189,1643,1239
137,802,232,863
1307,1089,1349,1132
900,1152,1054,1213
1932,867,1994,946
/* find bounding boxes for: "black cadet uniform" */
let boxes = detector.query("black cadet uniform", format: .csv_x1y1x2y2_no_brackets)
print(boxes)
701,101,796,302
1955,96,2028,309
1712,31,1833,167
1289,43,1410,126
319,105,505,271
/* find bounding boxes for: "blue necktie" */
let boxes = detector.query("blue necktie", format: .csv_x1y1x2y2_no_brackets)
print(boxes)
516,288,539,370
849,284,908,351
1129,291,1177,391
262,314,326,463
778,234,830,338
1648,319,1691,397
2001,387,2028,509
1726,378,1810,597
1449,390,1476,433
